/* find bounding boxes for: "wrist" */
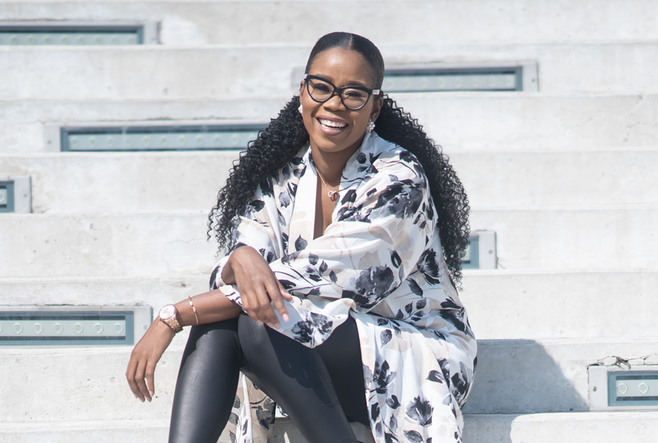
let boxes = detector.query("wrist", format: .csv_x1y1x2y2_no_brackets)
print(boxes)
157,304,183,333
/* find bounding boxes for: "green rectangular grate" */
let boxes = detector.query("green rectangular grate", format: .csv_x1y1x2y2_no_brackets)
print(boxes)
60,124,266,152
0,22,157,45
0,306,151,346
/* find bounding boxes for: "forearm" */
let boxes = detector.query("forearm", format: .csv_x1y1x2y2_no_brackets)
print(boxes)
173,289,242,327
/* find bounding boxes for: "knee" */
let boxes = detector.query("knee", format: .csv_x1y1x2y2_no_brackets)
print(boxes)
237,314,272,355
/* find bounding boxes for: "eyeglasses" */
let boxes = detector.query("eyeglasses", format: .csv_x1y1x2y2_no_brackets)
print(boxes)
303,74,381,111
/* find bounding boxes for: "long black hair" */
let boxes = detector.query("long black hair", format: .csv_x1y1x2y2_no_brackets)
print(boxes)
208,32,470,285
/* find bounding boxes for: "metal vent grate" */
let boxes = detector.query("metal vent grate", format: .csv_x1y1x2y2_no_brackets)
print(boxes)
590,365,658,410
0,306,151,346
0,181,14,213
384,67,522,92
462,230,496,269
0,21,157,45
0,176,31,213
57,123,266,152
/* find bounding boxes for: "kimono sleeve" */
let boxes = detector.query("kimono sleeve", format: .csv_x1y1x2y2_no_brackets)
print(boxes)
208,184,283,298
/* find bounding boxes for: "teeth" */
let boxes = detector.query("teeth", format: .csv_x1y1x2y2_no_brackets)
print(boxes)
319,119,347,129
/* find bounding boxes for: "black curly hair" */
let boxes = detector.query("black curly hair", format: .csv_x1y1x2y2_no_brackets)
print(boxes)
208,32,470,285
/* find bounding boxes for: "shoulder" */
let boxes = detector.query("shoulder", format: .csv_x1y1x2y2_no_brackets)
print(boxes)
366,133,428,186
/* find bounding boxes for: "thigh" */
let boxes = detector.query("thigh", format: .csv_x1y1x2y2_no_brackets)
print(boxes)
237,314,360,443
169,318,243,443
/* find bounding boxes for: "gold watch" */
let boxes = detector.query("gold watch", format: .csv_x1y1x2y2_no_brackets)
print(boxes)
158,304,183,333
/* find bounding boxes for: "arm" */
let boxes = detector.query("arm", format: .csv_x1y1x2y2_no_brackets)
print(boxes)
126,288,242,403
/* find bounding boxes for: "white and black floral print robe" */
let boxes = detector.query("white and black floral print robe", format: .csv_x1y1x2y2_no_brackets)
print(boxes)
210,131,477,443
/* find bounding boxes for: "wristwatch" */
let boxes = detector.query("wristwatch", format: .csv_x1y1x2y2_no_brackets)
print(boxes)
158,304,183,333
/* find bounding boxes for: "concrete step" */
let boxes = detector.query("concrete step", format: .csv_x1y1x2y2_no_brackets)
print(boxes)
0,338,656,424
2,148,655,213
469,206,658,270
0,420,169,443
462,270,658,340
1,93,656,154
3,412,658,443
1,0,655,46
1,43,658,100
0,213,217,279
2,270,656,341
1,206,656,278
463,412,658,443
0,152,239,214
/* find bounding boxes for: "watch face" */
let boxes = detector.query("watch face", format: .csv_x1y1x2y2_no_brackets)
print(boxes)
159,304,176,320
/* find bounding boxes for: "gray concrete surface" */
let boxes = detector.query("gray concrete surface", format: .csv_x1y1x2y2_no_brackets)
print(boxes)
1,148,656,213
2,270,657,341
1,94,657,154
1,43,657,100
0,0,656,46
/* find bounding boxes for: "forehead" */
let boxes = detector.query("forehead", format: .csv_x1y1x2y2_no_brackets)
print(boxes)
307,48,376,86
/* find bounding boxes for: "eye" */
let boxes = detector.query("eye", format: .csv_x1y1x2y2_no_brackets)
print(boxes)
310,80,332,93
344,88,368,98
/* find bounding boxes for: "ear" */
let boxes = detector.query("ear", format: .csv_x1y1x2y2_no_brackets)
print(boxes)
370,95,383,122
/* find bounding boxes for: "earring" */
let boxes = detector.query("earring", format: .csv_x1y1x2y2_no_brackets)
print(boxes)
366,119,375,133
298,104,303,114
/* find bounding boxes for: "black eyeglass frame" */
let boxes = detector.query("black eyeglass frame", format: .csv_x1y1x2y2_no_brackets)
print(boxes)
303,74,381,111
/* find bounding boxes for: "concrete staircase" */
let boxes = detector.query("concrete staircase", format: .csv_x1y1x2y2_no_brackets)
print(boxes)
1,1,657,442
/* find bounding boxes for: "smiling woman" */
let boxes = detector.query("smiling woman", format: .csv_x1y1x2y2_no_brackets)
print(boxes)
126,32,476,443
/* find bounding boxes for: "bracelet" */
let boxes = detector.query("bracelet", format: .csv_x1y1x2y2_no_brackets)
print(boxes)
188,296,200,326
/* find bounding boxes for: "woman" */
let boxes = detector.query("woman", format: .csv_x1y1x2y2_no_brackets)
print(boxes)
127,32,476,443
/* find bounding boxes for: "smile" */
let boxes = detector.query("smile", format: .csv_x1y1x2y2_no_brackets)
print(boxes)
318,118,347,129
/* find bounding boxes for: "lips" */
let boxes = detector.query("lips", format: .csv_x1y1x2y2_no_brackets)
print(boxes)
318,118,347,129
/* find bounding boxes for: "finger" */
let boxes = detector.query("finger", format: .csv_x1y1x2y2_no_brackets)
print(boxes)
253,284,278,327
267,281,289,325
240,291,264,325
145,359,157,401
126,356,143,400
134,359,151,402
278,281,294,301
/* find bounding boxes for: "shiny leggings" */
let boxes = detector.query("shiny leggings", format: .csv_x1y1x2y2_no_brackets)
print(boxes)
168,314,369,443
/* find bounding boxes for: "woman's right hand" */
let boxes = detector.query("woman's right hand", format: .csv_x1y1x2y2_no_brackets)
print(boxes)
223,246,292,328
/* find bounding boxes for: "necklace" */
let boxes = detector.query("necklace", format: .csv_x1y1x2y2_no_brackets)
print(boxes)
316,168,339,202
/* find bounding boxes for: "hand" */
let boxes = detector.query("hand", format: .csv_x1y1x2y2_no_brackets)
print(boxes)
126,318,175,402
225,246,293,328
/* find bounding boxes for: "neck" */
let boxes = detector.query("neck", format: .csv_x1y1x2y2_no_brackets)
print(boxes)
310,135,367,185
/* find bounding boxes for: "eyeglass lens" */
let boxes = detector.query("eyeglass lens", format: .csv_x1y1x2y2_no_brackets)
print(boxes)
306,77,370,110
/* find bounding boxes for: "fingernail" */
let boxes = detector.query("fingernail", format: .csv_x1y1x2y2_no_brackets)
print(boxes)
140,398,145,403
274,323,281,329
282,314,289,322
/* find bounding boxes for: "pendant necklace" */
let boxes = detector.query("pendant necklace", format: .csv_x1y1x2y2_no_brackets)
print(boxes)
316,168,339,202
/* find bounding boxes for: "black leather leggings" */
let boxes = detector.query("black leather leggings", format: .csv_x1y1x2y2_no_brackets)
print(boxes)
168,314,369,443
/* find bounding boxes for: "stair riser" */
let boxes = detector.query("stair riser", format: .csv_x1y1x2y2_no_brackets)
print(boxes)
1,44,657,100
1,95,656,154
2,149,655,214
1,0,656,46
1,339,656,422
1,208,655,278
2,271,656,341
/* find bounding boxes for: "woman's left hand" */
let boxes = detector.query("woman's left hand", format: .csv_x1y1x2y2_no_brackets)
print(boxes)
126,318,175,402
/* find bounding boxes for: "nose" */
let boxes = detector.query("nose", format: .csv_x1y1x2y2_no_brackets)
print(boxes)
323,91,346,110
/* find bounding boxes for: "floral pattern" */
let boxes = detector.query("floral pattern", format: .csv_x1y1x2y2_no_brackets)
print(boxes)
212,132,477,443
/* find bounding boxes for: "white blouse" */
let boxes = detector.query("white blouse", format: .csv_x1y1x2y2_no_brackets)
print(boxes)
211,131,477,443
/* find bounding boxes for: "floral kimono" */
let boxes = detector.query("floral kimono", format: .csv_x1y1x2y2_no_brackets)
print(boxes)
210,131,477,443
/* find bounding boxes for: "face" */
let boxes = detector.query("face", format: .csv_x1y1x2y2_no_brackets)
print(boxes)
300,48,383,159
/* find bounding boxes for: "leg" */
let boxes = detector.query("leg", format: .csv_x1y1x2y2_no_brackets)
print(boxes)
315,316,370,427
237,315,361,443
169,318,243,443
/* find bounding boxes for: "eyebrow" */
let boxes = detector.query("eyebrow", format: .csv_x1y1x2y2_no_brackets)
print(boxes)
308,73,370,89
